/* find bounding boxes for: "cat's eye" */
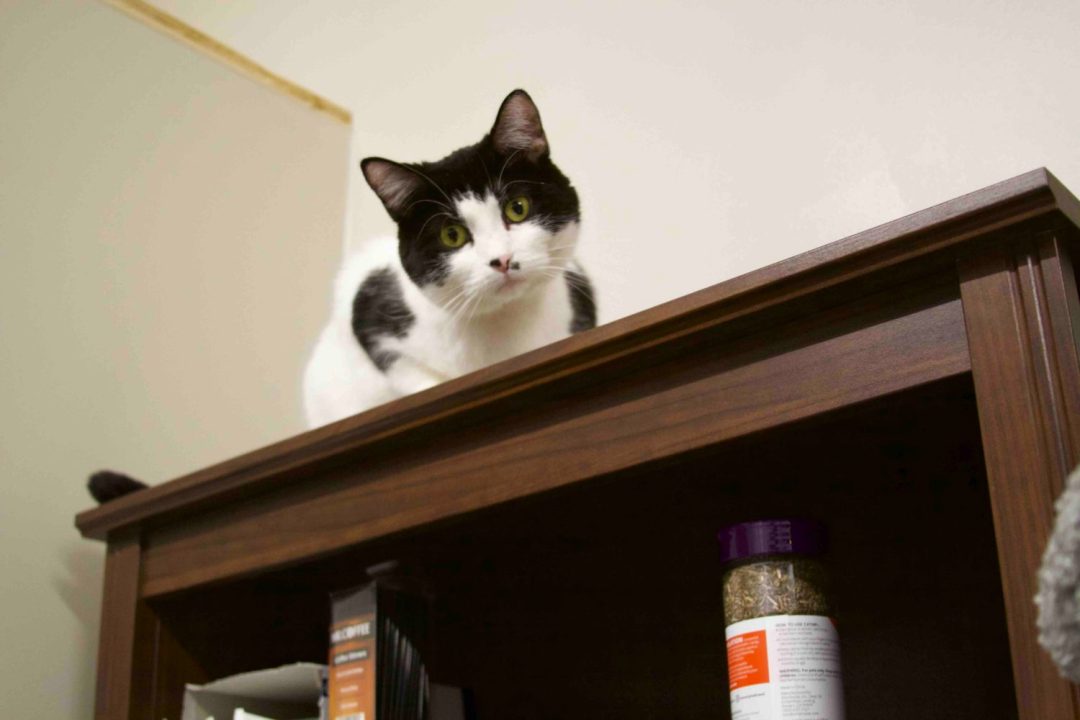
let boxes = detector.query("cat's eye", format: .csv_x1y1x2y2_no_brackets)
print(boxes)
504,196,531,223
440,223,469,248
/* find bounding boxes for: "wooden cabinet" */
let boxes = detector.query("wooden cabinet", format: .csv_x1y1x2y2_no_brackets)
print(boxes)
78,169,1080,719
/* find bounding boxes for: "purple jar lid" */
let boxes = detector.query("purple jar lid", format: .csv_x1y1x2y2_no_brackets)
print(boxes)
717,518,827,564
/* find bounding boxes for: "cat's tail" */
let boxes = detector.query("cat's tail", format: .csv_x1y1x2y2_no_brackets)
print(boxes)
87,470,148,504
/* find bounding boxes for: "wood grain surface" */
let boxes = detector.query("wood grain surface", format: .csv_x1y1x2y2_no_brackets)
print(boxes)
959,229,1080,719
76,168,1071,543
145,378,1016,718
103,0,351,123
93,532,150,720
140,278,970,596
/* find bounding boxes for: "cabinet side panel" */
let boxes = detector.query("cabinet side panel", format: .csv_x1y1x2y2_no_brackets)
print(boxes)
958,230,1080,720
94,531,208,719
94,532,152,719
1035,232,1080,470
148,615,209,719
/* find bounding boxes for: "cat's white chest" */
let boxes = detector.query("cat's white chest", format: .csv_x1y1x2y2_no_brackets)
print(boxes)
404,277,571,379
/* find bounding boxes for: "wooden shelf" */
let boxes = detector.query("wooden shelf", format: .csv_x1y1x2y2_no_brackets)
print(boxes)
79,168,1080,719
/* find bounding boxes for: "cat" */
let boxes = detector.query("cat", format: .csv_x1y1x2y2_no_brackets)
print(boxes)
87,90,595,503
302,89,595,427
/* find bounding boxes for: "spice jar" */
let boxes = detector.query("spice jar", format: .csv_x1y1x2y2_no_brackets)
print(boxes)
717,518,845,719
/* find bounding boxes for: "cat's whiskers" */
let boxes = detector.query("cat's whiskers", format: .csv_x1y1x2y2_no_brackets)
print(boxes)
541,241,579,257
477,155,494,192
526,248,576,269
405,197,453,214
407,166,456,208
440,288,469,316
529,266,591,292
441,277,487,328
463,284,487,327
496,149,523,193
503,179,550,189
441,284,477,321
530,267,578,282
416,211,455,239
444,285,477,327
532,213,580,231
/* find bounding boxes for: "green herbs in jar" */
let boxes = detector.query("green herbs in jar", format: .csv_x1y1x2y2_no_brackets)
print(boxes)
722,556,830,625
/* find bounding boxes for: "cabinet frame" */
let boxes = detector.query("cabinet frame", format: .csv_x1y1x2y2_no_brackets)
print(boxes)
79,168,1080,719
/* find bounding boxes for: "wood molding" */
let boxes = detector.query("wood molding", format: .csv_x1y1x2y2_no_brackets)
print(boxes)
101,0,351,125
94,532,150,720
1034,232,1080,466
94,530,207,719
958,232,1080,719
74,168,1077,543
140,282,970,596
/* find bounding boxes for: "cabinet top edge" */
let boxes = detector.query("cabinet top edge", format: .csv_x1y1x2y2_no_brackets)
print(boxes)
75,167,1076,542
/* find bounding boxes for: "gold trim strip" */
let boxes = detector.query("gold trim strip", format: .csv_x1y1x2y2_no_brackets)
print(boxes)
102,0,351,124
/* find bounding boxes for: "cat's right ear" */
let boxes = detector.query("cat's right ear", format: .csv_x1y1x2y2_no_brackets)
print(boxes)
491,89,549,162
361,158,424,221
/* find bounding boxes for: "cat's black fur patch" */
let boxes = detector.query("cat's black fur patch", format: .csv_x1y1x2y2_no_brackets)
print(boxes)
566,268,597,334
352,268,416,371
87,470,147,503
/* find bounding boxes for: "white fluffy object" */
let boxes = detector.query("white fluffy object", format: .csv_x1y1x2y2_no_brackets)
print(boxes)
1037,464,1080,683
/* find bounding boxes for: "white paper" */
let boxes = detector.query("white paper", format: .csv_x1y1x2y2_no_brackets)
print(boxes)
233,710,275,720
181,663,325,720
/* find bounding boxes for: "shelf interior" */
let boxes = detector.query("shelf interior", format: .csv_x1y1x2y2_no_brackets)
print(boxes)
151,374,1016,719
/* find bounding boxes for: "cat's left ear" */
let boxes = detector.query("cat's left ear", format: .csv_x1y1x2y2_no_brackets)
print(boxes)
490,89,549,162
361,157,425,221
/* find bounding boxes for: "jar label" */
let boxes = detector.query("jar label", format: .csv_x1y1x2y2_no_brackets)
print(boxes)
725,615,845,719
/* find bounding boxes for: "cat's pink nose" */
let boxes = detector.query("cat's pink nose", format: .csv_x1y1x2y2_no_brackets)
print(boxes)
489,254,518,274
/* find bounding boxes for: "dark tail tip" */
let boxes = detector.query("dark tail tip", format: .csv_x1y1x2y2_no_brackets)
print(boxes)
87,470,148,504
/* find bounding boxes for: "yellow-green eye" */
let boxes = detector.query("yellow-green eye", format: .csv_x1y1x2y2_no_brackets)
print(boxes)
440,223,469,248
504,196,530,223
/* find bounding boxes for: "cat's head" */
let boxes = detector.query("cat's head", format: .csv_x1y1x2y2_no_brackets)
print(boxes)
361,90,580,316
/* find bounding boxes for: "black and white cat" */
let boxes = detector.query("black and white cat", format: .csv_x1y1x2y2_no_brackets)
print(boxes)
303,89,595,427
86,91,592,503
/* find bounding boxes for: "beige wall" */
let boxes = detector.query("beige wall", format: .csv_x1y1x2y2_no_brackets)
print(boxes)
151,0,1080,323
0,1,350,716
